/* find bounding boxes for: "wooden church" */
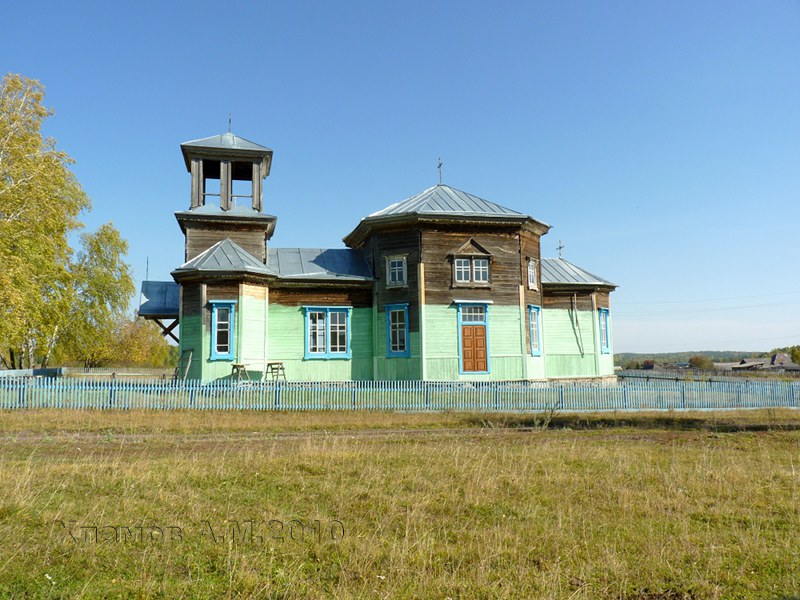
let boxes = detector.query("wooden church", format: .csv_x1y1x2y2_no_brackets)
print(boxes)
139,132,617,382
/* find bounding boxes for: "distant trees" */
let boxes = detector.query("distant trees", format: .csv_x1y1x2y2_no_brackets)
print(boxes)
0,74,138,369
688,355,715,370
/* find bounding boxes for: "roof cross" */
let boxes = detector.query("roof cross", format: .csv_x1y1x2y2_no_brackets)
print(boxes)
437,157,443,185
557,240,564,258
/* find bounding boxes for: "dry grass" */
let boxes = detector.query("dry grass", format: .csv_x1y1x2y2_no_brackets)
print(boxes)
0,409,799,598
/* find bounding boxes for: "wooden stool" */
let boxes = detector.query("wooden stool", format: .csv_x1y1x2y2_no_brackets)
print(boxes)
231,363,251,383
266,362,286,381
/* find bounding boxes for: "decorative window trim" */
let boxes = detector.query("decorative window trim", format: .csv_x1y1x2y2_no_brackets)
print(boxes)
452,256,492,288
210,300,236,361
456,302,491,375
598,308,611,354
527,258,539,290
528,304,542,356
385,255,408,288
385,303,410,358
303,306,352,360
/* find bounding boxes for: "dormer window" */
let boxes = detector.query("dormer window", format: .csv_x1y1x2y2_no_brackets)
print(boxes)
451,239,492,287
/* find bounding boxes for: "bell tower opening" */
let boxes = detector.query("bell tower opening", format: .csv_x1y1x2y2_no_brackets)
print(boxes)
176,132,277,262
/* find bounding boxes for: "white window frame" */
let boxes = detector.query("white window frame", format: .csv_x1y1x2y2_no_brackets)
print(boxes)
385,255,408,288
527,258,538,290
453,256,491,286
304,307,352,359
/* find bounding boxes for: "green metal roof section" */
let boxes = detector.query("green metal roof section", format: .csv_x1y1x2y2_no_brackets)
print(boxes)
267,248,374,281
172,239,276,277
369,184,530,218
541,258,616,288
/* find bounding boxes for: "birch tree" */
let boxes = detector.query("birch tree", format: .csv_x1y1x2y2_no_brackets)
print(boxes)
0,73,133,368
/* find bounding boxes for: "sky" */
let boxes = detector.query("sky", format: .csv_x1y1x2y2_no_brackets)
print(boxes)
2,1,798,354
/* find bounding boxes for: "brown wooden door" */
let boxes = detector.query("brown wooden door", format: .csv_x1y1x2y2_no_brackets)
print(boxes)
461,325,487,372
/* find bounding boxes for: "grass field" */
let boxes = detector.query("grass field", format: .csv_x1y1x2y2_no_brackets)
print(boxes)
1,409,798,599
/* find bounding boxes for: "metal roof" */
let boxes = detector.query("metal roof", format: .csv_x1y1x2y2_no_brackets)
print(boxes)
180,132,272,153
138,281,180,318
173,239,275,276
267,248,374,281
541,258,616,287
370,184,528,218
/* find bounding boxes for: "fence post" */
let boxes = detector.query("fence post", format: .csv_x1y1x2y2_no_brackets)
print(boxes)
680,380,686,410
18,377,28,409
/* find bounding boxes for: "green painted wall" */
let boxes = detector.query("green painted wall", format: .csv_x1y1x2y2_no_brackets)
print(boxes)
180,292,614,382
373,308,422,379
597,313,615,376
178,314,203,381
542,308,599,378
240,291,268,379
422,304,526,380
267,304,373,380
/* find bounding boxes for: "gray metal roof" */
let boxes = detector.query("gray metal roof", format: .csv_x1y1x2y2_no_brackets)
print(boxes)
267,248,374,281
138,281,180,318
180,132,272,153
173,239,275,276
370,184,530,219
541,258,616,287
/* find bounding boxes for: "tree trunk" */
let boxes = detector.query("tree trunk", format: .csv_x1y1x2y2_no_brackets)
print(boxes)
40,325,59,368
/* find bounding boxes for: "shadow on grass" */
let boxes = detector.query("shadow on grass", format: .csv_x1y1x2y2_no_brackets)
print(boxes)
466,412,800,433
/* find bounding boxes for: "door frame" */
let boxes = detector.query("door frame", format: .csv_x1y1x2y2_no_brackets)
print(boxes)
456,302,491,375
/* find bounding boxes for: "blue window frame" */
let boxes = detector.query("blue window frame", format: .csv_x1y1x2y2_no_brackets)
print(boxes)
528,305,542,356
385,303,410,358
210,300,236,361
303,306,352,359
456,302,491,374
598,308,611,354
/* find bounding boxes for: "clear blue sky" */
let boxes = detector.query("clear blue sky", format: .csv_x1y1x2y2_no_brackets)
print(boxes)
3,1,799,353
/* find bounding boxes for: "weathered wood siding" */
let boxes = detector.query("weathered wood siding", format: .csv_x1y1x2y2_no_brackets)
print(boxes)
520,230,543,308
362,227,420,332
185,225,267,262
420,226,523,306
269,286,372,308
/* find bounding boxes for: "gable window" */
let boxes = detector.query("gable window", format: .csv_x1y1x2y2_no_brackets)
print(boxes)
386,255,407,287
598,308,611,354
304,307,352,359
386,303,410,357
210,301,236,361
528,305,542,356
527,259,538,290
453,257,491,286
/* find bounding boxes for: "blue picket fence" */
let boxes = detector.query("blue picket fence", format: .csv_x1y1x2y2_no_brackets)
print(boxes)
0,377,798,412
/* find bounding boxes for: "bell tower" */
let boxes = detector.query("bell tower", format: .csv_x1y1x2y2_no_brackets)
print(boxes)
175,132,277,263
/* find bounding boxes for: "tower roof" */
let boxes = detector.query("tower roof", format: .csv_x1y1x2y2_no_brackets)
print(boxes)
180,131,273,174
171,239,276,281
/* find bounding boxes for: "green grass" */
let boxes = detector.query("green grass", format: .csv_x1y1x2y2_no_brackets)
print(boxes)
1,409,799,598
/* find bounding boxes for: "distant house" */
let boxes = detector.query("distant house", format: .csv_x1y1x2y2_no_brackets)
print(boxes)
139,132,618,382
733,353,799,372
